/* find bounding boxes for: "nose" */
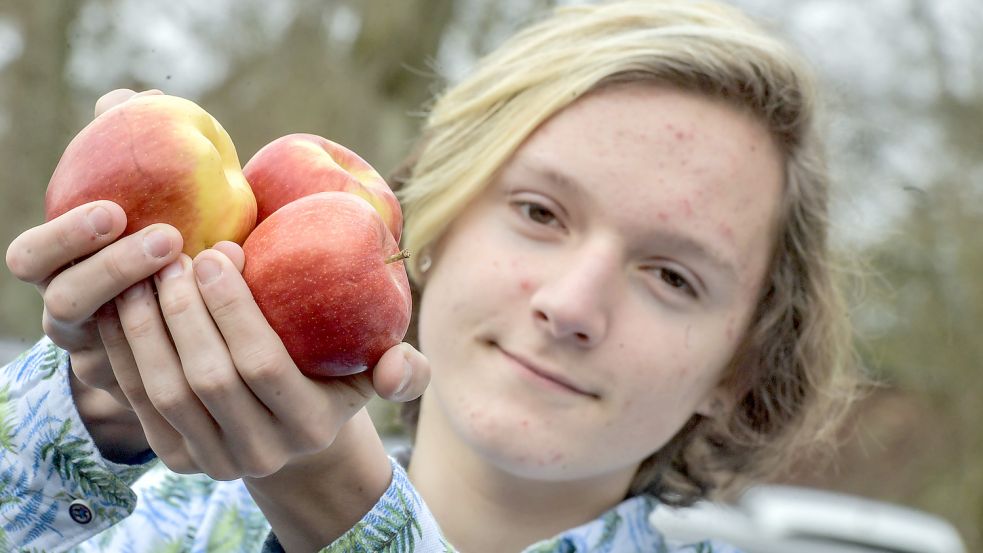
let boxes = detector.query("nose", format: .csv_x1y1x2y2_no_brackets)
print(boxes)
529,247,616,347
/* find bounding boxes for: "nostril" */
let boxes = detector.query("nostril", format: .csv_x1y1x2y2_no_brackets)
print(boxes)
575,332,589,342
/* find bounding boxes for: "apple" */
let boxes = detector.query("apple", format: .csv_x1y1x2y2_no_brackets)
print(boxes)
242,191,412,378
45,94,256,256
242,133,402,241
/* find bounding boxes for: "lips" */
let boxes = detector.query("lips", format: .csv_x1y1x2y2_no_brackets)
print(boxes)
494,343,598,398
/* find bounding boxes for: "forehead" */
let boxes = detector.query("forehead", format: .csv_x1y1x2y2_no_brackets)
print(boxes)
505,84,784,281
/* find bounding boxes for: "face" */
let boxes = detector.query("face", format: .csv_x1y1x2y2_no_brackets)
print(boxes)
416,84,783,484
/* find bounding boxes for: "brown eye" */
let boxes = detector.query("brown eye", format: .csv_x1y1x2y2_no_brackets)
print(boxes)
658,268,697,297
520,202,560,226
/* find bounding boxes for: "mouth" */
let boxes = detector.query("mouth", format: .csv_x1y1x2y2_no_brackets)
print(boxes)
492,342,599,399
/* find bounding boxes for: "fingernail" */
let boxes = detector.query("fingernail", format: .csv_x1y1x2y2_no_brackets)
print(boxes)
86,206,113,236
158,258,184,280
194,258,222,285
143,230,173,258
393,347,415,400
122,282,145,301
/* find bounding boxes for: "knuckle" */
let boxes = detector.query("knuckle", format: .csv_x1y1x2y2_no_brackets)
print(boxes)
120,311,159,340
158,288,197,320
293,414,337,452
148,386,191,416
101,247,135,287
157,450,197,475
98,321,129,350
207,467,241,482
41,311,65,341
186,364,237,400
118,379,150,406
204,289,243,322
43,285,84,325
239,348,289,384
195,455,240,481
70,353,108,387
241,454,284,479
54,222,76,257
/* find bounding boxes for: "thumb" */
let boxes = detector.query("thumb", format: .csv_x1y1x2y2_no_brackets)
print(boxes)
372,343,430,403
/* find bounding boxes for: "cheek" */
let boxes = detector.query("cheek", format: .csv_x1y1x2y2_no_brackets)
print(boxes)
613,317,734,404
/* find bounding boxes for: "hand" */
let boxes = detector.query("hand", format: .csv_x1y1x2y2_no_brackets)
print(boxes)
107,246,430,480
3,88,172,409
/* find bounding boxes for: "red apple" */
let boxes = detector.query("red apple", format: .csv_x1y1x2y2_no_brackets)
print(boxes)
243,133,402,241
242,192,412,378
45,95,256,256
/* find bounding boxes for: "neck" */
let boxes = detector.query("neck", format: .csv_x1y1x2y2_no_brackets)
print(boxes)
406,394,635,553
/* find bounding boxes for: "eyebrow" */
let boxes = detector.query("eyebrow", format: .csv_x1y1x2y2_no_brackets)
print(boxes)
520,158,743,285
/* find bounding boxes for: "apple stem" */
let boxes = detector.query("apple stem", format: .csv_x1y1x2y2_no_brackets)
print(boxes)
385,249,411,265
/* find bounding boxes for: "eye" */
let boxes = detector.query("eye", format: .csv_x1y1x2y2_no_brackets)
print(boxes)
654,267,698,298
516,201,562,228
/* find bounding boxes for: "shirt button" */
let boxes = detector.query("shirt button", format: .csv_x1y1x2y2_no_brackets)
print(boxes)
68,499,93,524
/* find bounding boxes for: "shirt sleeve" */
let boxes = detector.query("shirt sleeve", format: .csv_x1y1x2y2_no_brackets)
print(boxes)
305,458,454,553
312,468,741,553
0,337,157,552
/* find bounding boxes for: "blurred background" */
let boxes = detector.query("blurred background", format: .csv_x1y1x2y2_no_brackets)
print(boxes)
0,0,979,548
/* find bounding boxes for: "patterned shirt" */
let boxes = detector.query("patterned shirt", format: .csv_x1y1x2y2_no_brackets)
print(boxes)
1,337,742,552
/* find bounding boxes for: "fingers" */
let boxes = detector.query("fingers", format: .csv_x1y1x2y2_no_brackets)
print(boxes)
113,279,227,471
69,342,131,409
373,344,430,402
190,250,357,452
211,241,245,273
6,201,126,286
152,254,280,469
42,223,183,328
94,88,163,118
190,251,313,411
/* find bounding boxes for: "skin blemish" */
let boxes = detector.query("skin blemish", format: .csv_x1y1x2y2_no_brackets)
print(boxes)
719,222,734,241
682,199,693,216
657,211,669,222
520,419,529,428
666,122,691,141
519,279,534,293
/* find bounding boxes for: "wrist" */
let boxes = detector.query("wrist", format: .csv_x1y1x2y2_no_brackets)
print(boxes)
244,409,392,552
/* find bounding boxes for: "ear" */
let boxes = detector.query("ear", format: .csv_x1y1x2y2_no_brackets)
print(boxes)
695,385,731,419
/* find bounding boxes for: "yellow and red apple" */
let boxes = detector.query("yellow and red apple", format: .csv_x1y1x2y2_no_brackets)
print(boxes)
44,94,256,256
243,133,403,241
242,192,412,378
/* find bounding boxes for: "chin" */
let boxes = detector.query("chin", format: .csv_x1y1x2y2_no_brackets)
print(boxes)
447,400,590,480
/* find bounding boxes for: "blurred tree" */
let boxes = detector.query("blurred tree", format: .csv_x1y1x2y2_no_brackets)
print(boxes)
804,3,983,547
832,179,983,550
0,2,84,342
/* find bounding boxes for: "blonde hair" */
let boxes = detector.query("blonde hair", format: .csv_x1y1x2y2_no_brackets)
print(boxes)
395,0,862,505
